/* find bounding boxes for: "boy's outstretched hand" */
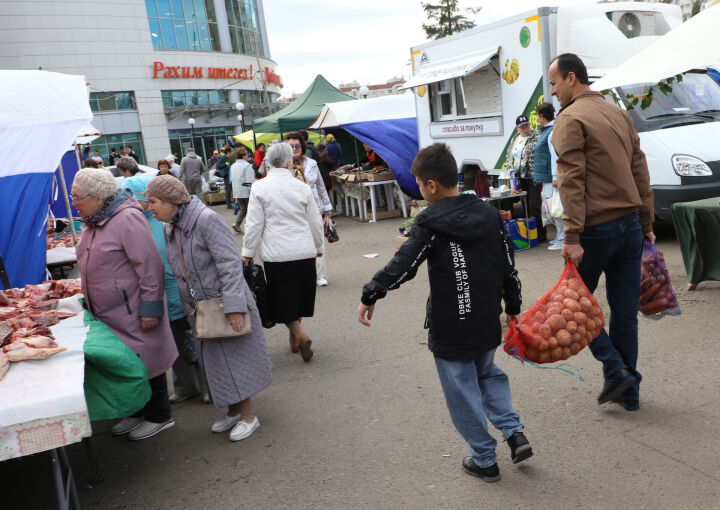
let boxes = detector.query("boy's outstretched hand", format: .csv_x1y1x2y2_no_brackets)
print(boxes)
358,303,375,327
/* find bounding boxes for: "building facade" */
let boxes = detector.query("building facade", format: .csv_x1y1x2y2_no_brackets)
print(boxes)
338,77,406,99
0,0,282,165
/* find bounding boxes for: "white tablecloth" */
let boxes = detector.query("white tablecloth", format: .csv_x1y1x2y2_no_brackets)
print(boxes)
0,312,91,460
46,246,77,265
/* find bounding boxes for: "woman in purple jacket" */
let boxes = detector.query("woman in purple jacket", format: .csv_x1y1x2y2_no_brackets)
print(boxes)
72,168,178,441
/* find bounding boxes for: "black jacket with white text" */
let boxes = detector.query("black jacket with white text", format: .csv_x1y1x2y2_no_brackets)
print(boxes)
361,194,521,359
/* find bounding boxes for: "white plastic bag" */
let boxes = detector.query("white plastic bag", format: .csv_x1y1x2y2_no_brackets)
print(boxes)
549,190,563,218
201,177,210,194
540,197,554,226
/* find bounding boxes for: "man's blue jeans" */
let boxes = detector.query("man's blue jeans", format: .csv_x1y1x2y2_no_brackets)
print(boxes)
434,349,524,468
577,212,643,401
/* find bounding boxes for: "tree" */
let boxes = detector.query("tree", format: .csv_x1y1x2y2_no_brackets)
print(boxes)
421,1,480,40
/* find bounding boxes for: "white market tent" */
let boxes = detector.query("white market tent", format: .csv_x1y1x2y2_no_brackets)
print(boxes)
309,92,421,197
0,70,92,288
591,4,720,91
311,90,417,129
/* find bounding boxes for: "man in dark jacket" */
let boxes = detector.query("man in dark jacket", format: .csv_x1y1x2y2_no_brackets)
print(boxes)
215,147,233,208
325,134,343,168
358,143,532,483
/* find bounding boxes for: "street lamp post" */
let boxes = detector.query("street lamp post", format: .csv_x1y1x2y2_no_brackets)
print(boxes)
187,117,196,153
359,85,370,99
236,102,245,133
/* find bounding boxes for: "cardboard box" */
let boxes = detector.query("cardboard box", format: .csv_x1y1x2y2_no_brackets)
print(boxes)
374,208,403,220
365,170,394,182
204,192,225,204
395,235,409,249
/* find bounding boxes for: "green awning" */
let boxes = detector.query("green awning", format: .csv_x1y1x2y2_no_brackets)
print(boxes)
253,75,355,133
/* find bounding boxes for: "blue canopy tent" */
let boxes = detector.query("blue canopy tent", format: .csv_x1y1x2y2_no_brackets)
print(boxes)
0,71,92,289
310,93,421,199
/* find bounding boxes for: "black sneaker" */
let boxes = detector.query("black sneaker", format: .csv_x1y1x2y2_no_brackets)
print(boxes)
462,457,501,482
597,368,636,404
506,431,533,464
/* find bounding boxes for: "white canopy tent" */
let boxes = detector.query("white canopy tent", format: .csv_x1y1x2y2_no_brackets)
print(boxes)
0,70,92,288
591,5,720,91
310,92,416,129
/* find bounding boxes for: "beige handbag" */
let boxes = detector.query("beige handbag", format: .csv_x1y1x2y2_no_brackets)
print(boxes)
173,235,251,340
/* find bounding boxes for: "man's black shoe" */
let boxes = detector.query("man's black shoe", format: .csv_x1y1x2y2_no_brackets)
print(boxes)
506,431,533,464
598,368,636,404
462,457,501,482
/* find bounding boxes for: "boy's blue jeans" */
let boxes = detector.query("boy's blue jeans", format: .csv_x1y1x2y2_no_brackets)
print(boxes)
577,212,643,402
434,349,524,468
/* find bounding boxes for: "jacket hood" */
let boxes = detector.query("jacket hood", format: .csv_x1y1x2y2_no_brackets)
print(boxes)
415,195,494,243
172,196,206,237
94,189,140,227
186,152,198,159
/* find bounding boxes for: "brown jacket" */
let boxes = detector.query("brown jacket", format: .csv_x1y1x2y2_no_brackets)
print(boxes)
552,91,654,244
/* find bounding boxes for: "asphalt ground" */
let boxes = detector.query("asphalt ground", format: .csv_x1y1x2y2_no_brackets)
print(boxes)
4,205,719,510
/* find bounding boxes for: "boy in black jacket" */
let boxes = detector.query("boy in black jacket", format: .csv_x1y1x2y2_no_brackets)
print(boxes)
358,143,532,482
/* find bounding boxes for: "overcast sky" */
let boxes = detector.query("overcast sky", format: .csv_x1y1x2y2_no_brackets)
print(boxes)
262,0,594,97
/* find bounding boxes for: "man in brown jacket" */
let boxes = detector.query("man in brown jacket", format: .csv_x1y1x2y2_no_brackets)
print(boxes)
549,53,655,411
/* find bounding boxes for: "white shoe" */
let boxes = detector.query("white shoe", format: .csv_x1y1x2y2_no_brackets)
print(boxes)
211,413,244,433
111,416,144,436
229,416,260,442
128,418,174,441
548,242,563,251
317,278,328,287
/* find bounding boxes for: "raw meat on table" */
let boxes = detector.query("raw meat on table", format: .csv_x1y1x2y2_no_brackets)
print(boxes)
5,344,67,362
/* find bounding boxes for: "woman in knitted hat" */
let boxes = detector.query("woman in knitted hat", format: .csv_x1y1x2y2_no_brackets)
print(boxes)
146,175,272,442
73,168,178,441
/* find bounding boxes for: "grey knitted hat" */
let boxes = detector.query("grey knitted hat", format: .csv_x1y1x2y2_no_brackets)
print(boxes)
146,174,192,205
73,168,117,199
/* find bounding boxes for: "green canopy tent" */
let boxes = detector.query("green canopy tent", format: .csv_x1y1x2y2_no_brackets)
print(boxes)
252,74,355,133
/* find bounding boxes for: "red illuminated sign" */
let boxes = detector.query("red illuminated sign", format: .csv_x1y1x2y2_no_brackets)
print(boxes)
152,61,282,87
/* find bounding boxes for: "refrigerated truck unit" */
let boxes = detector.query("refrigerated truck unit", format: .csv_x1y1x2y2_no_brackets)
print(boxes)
403,2,720,219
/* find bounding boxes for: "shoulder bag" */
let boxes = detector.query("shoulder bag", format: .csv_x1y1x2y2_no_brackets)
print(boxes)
173,235,251,340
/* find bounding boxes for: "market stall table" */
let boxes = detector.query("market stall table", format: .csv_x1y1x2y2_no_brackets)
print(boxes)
480,190,532,251
338,179,408,223
0,312,91,510
671,197,720,290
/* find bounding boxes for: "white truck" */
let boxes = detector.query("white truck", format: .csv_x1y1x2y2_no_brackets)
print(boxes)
404,2,720,220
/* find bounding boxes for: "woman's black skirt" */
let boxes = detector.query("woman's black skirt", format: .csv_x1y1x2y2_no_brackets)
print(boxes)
263,258,317,323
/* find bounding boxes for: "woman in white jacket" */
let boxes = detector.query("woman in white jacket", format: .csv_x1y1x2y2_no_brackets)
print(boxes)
284,132,333,287
241,142,324,362
230,147,255,233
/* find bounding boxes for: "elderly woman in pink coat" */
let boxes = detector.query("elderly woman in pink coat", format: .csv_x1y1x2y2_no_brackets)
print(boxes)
73,168,178,441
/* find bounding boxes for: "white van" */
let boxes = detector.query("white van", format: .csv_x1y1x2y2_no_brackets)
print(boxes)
404,2,720,220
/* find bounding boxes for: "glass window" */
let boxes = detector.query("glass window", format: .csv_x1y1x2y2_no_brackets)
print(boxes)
208,90,219,104
89,133,146,166
148,18,162,49
174,20,189,49
146,0,158,17
89,97,99,112
198,22,211,51
159,18,177,49
182,0,195,18
208,22,220,51
197,91,209,105
157,0,172,17
97,94,116,111
186,20,200,50
162,91,173,108
170,0,183,17
172,90,186,106
194,0,207,20
146,0,213,51
204,0,216,22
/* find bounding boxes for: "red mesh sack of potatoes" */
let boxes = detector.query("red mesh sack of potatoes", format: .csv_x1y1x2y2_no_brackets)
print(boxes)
504,261,605,364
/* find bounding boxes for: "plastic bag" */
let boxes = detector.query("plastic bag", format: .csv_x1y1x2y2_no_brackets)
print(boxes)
504,261,605,364
324,217,339,243
639,239,680,319
242,264,276,329
549,191,563,218
540,197,554,227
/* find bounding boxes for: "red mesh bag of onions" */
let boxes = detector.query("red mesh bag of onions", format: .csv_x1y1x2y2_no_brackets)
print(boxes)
504,261,605,364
